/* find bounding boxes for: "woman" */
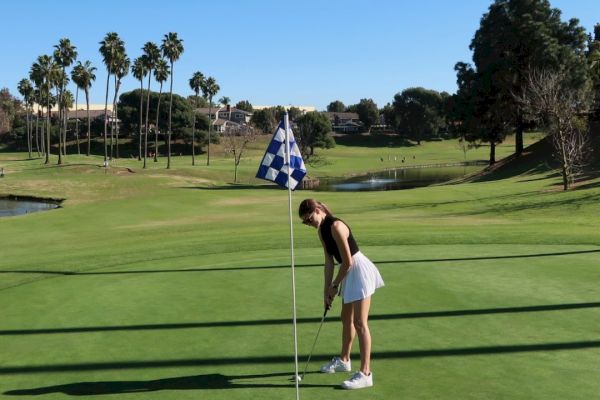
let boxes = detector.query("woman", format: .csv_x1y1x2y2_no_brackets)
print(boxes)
299,199,384,390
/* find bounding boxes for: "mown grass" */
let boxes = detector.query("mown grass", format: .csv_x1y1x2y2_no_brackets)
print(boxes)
1,133,599,399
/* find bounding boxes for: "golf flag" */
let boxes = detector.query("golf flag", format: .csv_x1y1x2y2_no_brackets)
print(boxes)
256,119,307,190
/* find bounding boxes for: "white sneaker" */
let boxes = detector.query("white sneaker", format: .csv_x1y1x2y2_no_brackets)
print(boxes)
320,357,351,373
341,371,373,390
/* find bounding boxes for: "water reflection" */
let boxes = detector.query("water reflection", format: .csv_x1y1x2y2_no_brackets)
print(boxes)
0,198,59,217
317,164,483,192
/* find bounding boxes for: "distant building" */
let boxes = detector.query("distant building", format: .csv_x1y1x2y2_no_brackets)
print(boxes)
323,112,363,133
197,105,252,125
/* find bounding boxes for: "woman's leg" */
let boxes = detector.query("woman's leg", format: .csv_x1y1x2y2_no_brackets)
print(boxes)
340,301,355,361
353,296,372,374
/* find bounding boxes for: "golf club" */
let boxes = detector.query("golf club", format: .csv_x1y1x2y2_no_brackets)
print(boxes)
295,308,329,382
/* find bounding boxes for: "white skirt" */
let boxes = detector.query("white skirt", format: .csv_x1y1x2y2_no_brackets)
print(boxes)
341,251,385,304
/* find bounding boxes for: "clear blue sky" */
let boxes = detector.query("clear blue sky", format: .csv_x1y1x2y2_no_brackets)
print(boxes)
1,0,598,110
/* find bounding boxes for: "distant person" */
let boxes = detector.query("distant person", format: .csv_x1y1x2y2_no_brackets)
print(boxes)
298,199,384,390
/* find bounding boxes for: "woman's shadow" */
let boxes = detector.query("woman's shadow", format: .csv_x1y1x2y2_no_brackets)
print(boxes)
4,372,331,396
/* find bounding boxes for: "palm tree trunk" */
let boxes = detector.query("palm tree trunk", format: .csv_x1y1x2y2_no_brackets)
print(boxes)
86,89,91,156
112,76,122,160
110,74,117,160
45,98,51,164
35,103,40,156
56,88,63,165
63,106,68,157
167,62,174,170
138,83,143,161
75,88,80,155
155,83,163,162
207,97,212,166
115,91,120,159
103,70,110,166
192,94,197,166
26,104,31,159
144,71,152,169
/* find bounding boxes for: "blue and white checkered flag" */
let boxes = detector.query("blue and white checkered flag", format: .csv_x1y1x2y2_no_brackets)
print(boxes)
256,117,307,190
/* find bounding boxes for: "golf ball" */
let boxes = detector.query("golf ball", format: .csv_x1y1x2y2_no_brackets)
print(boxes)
292,375,302,382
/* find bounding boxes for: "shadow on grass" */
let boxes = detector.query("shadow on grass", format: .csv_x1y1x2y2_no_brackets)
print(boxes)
4,339,600,377
3,371,332,395
2,248,598,277
2,301,600,336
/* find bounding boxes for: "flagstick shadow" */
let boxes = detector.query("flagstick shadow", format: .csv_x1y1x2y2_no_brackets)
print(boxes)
3,372,333,396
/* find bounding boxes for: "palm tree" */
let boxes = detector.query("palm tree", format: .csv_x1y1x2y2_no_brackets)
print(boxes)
201,76,220,166
112,54,130,159
131,56,148,161
29,69,43,156
61,90,74,153
189,71,205,166
153,58,170,162
31,55,59,164
161,32,184,169
17,79,34,159
53,38,78,161
52,70,69,164
72,60,96,156
71,64,82,155
99,32,125,166
219,96,231,120
142,42,161,169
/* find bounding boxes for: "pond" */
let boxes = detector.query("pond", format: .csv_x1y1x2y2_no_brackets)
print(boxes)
0,197,60,217
316,163,485,192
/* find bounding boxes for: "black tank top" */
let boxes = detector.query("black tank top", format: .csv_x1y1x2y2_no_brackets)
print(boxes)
319,215,359,263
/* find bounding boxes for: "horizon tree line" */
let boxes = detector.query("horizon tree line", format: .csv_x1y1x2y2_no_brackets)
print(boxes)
13,31,226,169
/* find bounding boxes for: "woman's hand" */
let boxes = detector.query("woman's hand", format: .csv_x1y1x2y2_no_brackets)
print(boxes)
325,285,338,310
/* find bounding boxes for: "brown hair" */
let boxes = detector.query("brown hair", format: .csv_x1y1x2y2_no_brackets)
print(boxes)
298,198,332,218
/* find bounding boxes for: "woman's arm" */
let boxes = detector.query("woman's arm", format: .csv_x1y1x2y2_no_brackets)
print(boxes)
330,220,353,288
319,229,335,309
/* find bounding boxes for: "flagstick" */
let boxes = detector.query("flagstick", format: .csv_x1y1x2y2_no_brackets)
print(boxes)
285,112,301,400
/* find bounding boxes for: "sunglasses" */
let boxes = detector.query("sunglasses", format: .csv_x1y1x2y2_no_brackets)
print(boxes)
302,213,316,225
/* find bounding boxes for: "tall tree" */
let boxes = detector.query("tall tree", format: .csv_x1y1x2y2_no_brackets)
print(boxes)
71,61,96,156
469,0,588,156
295,111,334,161
112,54,129,159
161,32,184,169
31,55,59,164
189,71,205,166
99,32,125,166
29,68,43,156
222,124,258,183
153,58,170,162
17,79,34,158
587,24,600,121
235,100,253,112
355,98,379,131
71,64,82,155
327,100,346,112
52,70,69,163
142,42,161,168
393,88,445,145
60,90,74,154
53,38,77,161
517,69,592,190
131,56,148,161
201,76,219,166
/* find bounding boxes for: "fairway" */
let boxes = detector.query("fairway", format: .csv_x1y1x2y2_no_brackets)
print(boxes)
1,136,600,399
